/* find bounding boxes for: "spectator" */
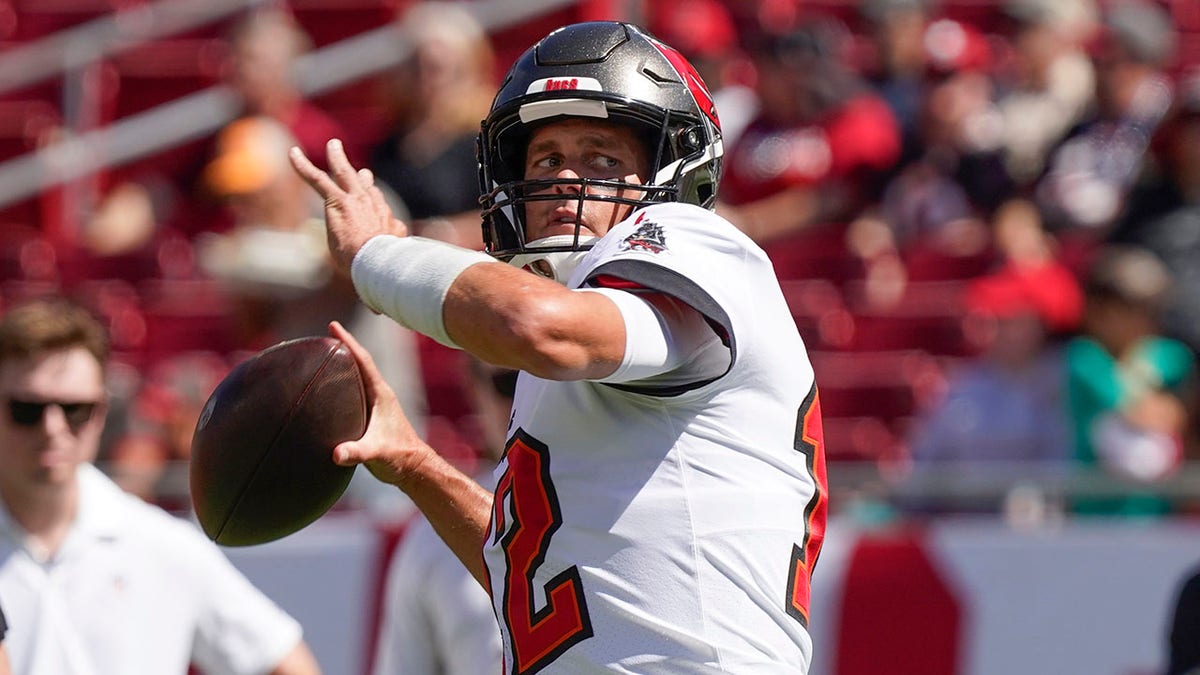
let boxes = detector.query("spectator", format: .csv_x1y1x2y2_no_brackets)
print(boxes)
76,6,350,254
908,199,1082,468
0,297,320,674
223,7,350,164
718,15,902,243
371,358,513,675
369,2,496,248
1065,246,1196,516
845,18,1005,304
1036,0,1177,233
1109,70,1200,355
996,0,1099,185
860,0,935,170
196,115,427,516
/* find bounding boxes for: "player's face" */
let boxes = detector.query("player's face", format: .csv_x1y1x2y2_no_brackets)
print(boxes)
0,347,106,496
522,119,650,243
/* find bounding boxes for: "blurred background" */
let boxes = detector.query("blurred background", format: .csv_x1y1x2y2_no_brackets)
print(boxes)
2,0,1200,672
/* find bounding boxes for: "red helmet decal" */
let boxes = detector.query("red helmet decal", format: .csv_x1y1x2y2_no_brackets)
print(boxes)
648,38,721,130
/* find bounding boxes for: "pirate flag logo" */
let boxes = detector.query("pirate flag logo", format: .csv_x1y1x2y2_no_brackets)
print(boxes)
620,219,667,254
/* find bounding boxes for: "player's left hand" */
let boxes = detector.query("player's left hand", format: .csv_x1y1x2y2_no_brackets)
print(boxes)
289,139,409,276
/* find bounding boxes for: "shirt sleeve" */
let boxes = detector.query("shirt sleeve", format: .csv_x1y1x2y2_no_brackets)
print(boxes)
165,518,303,675
582,287,728,386
574,203,761,395
0,598,7,641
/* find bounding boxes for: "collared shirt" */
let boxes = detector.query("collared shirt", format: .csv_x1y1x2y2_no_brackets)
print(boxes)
0,463,301,675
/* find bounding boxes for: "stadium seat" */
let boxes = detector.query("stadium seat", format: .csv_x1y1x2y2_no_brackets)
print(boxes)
810,349,943,423
902,234,997,282
110,38,222,119
0,223,57,281
821,415,904,463
780,278,855,350
761,222,866,285
841,280,977,356
137,277,238,362
288,0,403,48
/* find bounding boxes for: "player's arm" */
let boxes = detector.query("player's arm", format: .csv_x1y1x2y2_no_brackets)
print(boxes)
442,261,627,380
290,138,676,382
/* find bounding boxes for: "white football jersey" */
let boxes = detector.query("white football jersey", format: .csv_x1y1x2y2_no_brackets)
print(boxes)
481,203,829,674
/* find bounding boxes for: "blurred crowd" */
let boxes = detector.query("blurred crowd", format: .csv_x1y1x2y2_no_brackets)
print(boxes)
2,0,1200,522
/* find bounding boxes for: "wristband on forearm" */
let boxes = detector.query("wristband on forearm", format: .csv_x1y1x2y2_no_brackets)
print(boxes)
350,235,495,348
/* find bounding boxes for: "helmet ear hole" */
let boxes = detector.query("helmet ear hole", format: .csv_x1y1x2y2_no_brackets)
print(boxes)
676,126,703,153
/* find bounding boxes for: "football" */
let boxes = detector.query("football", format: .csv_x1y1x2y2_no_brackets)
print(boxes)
190,336,368,546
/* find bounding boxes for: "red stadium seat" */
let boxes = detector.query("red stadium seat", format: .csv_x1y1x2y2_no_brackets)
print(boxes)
841,280,977,356
109,38,222,119
811,348,944,420
137,278,238,362
821,415,904,463
761,222,866,285
780,278,855,350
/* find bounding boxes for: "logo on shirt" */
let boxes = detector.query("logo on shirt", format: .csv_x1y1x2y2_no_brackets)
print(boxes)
620,218,667,254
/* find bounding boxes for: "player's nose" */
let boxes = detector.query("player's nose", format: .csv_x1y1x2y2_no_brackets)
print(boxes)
552,167,583,194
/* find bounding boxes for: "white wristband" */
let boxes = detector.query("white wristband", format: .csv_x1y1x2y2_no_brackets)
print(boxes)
350,235,494,348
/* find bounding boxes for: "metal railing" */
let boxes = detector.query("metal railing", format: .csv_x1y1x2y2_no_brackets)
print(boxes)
0,0,583,208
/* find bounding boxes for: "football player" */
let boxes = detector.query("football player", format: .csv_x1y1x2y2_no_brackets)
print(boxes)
291,21,828,673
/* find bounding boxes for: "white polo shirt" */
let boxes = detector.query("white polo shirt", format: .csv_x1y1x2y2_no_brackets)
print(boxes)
0,463,303,675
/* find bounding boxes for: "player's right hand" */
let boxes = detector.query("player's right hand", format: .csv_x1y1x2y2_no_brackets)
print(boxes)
290,139,409,277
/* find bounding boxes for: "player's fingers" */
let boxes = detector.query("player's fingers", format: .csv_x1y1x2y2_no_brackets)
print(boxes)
289,146,342,198
329,321,389,398
367,185,393,221
357,167,374,188
325,138,361,193
332,439,364,466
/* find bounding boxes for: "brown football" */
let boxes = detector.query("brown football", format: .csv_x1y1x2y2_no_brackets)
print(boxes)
190,336,367,546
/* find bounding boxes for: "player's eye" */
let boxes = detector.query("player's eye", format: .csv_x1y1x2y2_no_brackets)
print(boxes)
529,154,562,171
588,154,621,171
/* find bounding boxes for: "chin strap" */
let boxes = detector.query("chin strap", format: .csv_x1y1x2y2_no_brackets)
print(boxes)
505,235,598,284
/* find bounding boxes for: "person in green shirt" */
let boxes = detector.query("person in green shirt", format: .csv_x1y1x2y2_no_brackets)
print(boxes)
1065,245,1196,515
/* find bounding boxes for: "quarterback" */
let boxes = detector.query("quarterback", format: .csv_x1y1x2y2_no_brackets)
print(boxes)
291,21,828,673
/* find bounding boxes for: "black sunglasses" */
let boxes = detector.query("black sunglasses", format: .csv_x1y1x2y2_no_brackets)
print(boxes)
6,398,100,431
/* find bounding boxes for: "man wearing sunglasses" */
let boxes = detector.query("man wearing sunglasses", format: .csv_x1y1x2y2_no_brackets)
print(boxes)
0,297,321,675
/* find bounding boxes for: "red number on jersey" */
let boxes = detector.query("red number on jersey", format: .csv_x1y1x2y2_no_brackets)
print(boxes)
786,384,828,627
491,430,593,674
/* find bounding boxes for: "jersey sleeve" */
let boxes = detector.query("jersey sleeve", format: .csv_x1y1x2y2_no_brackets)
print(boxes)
0,598,7,641
574,203,761,395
